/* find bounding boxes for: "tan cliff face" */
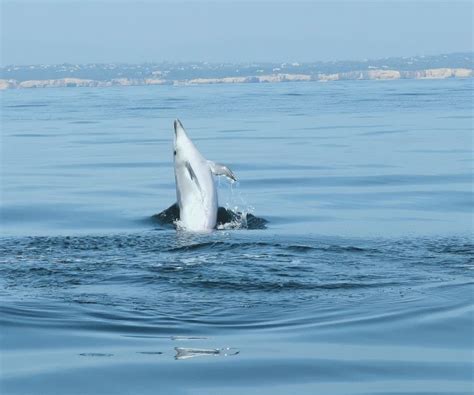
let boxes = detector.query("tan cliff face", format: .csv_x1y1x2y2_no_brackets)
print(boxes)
185,74,312,84
17,78,96,88
0,68,472,90
414,68,473,79
0,79,16,89
367,70,401,80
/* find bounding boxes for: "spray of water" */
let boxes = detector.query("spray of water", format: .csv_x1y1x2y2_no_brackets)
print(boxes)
216,176,255,230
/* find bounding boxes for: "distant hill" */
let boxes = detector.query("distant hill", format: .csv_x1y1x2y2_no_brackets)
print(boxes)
1,52,472,89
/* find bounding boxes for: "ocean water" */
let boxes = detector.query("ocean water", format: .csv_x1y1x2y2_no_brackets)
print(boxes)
1,79,473,394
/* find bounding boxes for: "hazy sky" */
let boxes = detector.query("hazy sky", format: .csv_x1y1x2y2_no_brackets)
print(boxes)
1,1,472,65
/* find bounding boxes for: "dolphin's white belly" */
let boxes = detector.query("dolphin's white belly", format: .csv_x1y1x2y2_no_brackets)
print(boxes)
176,164,218,231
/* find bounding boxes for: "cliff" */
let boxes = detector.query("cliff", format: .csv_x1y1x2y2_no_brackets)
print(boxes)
0,68,472,90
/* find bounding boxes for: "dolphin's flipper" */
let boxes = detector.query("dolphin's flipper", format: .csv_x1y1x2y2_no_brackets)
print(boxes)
185,161,202,193
208,161,237,182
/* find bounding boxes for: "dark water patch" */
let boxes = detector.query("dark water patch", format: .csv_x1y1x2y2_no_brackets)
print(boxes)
378,216,447,223
73,131,108,136
165,241,227,252
319,143,348,148
425,241,474,256
390,92,437,96
0,304,69,322
164,97,187,102
285,244,320,252
401,149,472,154
11,133,57,138
74,138,166,145
127,106,176,111
5,103,49,108
286,244,376,254
69,120,100,124
429,127,472,132
359,129,408,136
353,163,399,169
438,115,472,119
297,125,354,131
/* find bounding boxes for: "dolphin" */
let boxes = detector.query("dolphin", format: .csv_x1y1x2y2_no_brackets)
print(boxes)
173,119,236,231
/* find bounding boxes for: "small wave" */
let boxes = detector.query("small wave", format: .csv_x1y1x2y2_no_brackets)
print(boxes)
165,241,278,253
192,279,396,292
427,242,474,256
359,129,408,136
166,241,226,252
6,104,49,108
69,120,100,124
11,133,56,138
390,92,435,97
286,245,373,253
127,106,175,111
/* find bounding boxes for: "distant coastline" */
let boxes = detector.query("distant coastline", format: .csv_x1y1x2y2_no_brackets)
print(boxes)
0,67,472,90
1,53,472,90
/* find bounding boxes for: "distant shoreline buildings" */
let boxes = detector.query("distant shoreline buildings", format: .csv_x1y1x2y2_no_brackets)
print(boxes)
1,53,472,90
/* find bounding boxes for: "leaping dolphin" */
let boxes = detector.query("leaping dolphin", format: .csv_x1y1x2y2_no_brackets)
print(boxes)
173,119,236,231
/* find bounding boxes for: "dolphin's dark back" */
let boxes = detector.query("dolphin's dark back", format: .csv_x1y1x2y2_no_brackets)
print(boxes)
151,203,267,230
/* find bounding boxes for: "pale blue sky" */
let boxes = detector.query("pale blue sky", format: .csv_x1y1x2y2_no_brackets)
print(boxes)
1,1,472,65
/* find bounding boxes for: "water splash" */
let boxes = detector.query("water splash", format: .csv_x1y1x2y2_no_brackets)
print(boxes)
217,177,260,230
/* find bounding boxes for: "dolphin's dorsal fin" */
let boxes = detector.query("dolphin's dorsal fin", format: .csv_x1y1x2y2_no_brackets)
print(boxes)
208,161,237,182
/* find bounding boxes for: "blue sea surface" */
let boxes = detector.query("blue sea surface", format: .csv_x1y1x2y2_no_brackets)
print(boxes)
1,79,473,394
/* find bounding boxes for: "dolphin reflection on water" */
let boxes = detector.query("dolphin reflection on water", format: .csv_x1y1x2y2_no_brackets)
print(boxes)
174,347,239,360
